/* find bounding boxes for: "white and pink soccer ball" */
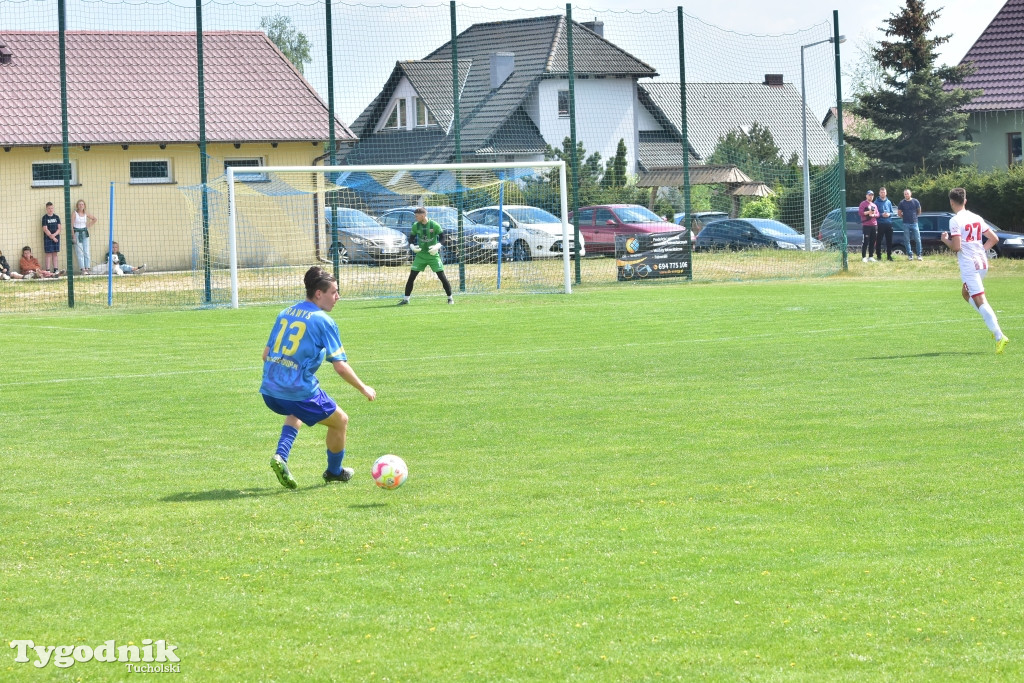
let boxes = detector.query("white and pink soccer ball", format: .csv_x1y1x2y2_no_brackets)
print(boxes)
371,455,408,489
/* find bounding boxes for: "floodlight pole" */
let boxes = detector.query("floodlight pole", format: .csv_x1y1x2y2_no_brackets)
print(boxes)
801,35,844,253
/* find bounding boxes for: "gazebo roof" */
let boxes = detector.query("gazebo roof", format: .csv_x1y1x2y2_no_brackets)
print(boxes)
637,164,753,188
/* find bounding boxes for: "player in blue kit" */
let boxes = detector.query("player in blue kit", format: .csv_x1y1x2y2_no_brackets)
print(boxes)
261,266,376,489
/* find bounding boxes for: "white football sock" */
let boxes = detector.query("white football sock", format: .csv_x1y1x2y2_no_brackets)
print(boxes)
977,302,1003,339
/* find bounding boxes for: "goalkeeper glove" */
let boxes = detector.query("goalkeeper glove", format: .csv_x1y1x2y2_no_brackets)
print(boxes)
410,244,422,254
428,243,441,255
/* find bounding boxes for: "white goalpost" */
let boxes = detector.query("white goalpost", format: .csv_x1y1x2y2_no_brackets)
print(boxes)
225,161,573,308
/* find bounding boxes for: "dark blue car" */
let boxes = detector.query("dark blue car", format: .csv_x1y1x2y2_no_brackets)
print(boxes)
819,208,1024,258
695,218,824,252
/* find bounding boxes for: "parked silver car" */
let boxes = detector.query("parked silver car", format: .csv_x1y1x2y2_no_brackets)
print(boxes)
324,207,410,265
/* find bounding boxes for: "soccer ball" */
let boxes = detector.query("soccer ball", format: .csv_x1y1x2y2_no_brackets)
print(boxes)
371,455,408,489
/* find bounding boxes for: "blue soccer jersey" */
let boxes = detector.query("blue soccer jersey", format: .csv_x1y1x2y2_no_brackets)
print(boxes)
260,301,347,401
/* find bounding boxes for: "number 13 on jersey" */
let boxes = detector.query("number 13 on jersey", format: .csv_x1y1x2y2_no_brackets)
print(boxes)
272,319,307,356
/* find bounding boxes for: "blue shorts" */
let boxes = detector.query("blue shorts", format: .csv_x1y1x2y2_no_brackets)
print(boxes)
43,238,60,253
262,389,338,427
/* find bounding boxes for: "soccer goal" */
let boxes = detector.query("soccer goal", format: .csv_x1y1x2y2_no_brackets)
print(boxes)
205,161,573,308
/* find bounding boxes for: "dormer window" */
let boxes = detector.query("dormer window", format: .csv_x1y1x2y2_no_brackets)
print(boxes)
415,98,437,127
384,99,407,129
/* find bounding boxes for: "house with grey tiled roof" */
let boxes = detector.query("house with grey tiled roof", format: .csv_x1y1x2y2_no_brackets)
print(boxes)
344,16,658,173
950,0,1024,170
821,105,868,147
0,31,355,271
638,78,836,170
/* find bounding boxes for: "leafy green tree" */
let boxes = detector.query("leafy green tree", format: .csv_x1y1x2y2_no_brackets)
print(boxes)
708,123,780,173
705,123,799,215
739,196,778,219
707,122,799,186
847,0,979,176
261,15,312,75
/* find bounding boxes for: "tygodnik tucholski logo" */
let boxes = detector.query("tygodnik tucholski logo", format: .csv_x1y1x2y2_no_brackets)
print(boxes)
9,639,180,672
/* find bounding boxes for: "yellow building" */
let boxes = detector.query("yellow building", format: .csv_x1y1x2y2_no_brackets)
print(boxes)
0,31,356,273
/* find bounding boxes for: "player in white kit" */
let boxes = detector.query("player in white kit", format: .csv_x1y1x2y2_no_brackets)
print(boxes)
940,187,1010,354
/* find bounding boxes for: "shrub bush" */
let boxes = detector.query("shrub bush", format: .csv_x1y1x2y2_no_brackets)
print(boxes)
848,166,1024,229
740,196,778,219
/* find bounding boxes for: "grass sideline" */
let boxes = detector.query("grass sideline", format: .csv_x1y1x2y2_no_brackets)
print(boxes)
1,273,1022,680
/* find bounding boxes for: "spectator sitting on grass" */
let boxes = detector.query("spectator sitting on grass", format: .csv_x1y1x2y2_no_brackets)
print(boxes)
101,242,145,275
19,246,59,279
1,248,25,280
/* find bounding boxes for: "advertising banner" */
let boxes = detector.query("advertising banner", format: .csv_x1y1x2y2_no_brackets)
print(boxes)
614,231,692,281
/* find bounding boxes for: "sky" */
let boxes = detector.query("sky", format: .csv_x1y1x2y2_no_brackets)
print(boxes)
3,0,1008,125
614,0,1005,68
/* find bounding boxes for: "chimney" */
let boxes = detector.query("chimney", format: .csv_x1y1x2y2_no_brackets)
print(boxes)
489,52,514,90
0,39,12,65
764,74,784,87
581,20,604,37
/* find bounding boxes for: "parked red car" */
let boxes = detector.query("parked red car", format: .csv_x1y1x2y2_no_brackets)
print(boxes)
571,204,684,255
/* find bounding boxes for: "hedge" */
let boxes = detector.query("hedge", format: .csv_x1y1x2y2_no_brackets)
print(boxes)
847,165,1024,230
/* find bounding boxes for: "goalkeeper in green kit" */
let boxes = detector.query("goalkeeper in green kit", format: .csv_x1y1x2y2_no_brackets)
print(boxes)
397,207,454,305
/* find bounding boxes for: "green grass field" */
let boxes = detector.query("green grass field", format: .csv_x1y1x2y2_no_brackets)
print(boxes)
2,265,1022,680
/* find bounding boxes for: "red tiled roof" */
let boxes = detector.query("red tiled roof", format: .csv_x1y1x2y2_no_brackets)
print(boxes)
955,0,1024,111
0,31,356,146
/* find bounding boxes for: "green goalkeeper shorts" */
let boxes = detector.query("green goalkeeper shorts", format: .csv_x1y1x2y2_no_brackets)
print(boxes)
411,251,444,273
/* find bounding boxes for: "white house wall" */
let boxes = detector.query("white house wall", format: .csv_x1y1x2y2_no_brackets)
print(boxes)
637,99,663,132
374,77,419,134
532,77,639,173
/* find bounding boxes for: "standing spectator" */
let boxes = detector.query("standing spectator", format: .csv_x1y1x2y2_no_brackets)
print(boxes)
858,190,878,263
102,242,145,275
874,187,896,261
0,248,25,280
898,188,923,261
71,199,96,275
41,202,63,274
19,246,58,279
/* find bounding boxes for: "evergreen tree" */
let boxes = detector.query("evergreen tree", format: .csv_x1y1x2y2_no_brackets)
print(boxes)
847,0,979,175
261,15,312,75
544,137,603,206
601,139,629,189
707,122,794,184
706,123,796,214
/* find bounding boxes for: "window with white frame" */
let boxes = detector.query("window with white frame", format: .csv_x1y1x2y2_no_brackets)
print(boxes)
415,98,438,127
384,99,407,130
31,160,78,187
1009,132,1022,166
557,90,570,117
129,159,172,184
225,157,268,182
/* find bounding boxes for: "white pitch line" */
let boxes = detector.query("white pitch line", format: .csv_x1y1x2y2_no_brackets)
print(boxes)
19,325,110,333
3,313,1017,388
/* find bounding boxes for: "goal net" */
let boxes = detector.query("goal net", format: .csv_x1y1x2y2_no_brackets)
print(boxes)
186,161,573,307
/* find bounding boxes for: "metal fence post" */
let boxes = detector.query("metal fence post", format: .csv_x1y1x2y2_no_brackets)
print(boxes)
678,6,692,280
58,0,74,306
833,10,848,272
326,0,340,280
566,4,581,284
196,0,211,302
451,0,466,292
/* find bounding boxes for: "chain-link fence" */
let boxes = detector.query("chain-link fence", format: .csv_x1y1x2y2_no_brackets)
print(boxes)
0,1,846,310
